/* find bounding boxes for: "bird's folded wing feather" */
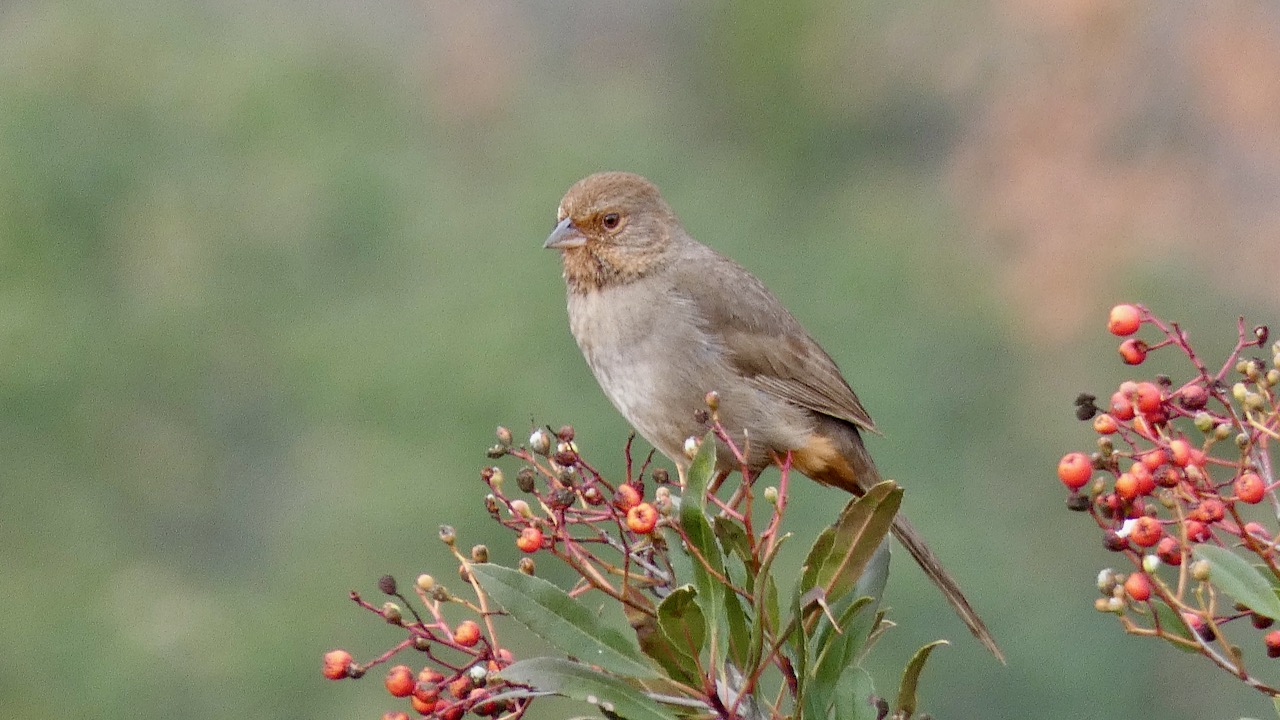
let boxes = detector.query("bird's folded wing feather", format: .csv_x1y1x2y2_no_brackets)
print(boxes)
672,252,878,433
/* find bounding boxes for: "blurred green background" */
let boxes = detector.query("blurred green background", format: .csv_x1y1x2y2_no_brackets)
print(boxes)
5,0,1280,718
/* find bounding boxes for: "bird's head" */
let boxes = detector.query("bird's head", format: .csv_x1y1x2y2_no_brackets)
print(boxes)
544,171,681,292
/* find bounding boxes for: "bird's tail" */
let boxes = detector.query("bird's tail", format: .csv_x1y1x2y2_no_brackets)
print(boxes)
796,420,1005,663
890,513,1006,664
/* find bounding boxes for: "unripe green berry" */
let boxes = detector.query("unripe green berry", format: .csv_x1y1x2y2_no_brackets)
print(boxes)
383,602,403,624
764,486,778,504
417,574,435,592
518,557,535,575
471,544,489,563
1233,382,1249,402
1213,424,1232,441
1237,433,1252,449
1191,559,1211,582
439,525,457,546
1194,412,1215,433
1268,369,1280,387
1143,554,1161,573
496,426,513,446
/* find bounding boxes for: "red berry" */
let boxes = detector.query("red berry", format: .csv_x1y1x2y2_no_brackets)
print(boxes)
412,680,439,704
1119,338,1148,365
1154,465,1184,488
1093,414,1118,434
626,502,659,533
1130,463,1156,495
1140,450,1167,471
1182,611,1211,639
1169,439,1192,467
470,688,499,716
1198,499,1225,523
1133,382,1162,414
322,649,353,680
418,667,444,685
1124,572,1152,602
516,526,543,554
1179,385,1209,410
1108,304,1143,336
1130,516,1163,547
1236,473,1266,504
453,620,482,647
1109,391,1136,421
1114,473,1139,501
1267,631,1280,658
614,484,642,511
1187,520,1211,543
385,664,415,697
1156,536,1183,565
1058,452,1092,490
448,676,472,699
383,712,411,720
410,694,435,716
438,699,465,720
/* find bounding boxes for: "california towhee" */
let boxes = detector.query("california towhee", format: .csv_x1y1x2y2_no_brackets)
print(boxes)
544,171,1003,662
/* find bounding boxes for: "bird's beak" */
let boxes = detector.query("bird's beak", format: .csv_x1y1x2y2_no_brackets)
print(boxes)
543,217,586,249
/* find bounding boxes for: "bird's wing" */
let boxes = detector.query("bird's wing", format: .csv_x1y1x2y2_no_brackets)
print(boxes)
671,247,878,434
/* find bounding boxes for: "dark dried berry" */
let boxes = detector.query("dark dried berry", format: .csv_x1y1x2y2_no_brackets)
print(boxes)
1066,493,1090,512
516,467,537,493
556,425,575,442
1103,530,1129,552
548,487,576,509
652,468,670,485
693,409,710,424
552,450,578,467
378,575,398,595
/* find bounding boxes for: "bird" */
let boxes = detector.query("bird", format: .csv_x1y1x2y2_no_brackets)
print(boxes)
542,170,1003,662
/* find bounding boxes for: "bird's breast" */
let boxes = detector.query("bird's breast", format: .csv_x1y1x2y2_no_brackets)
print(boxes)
566,282,714,458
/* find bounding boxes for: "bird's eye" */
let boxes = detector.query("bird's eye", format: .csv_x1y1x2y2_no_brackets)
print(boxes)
601,212,621,230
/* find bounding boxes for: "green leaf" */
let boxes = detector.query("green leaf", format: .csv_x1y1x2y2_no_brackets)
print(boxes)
1193,545,1280,620
812,596,876,690
835,666,877,720
1274,694,1280,720
852,543,891,608
470,564,658,678
1151,601,1198,653
630,588,698,686
798,481,902,605
896,640,948,717
677,436,750,667
657,586,706,679
685,432,717,509
499,658,681,720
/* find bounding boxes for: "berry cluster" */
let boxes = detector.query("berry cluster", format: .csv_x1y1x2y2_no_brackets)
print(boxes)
321,424,687,719
323,564,523,720
1060,303,1280,695
483,424,672,585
